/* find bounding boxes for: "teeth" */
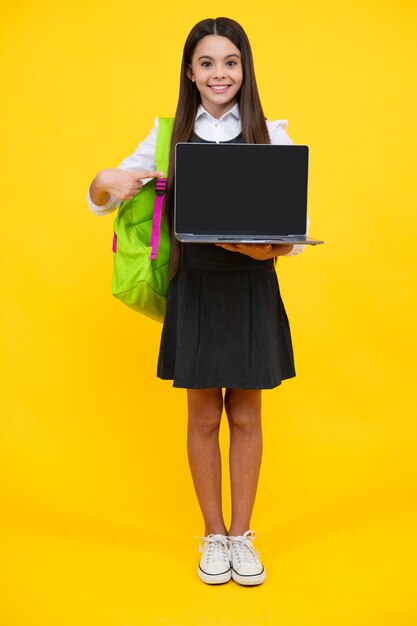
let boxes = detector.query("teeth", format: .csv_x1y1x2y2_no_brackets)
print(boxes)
210,86,230,91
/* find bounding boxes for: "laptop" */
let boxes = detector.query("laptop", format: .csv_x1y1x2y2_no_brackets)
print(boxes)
174,142,324,245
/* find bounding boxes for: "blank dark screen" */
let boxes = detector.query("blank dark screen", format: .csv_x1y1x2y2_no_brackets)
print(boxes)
174,143,309,235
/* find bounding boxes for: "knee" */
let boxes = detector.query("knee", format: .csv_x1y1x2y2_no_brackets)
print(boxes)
225,393,261,430
188,407,223,434
187,390,223,435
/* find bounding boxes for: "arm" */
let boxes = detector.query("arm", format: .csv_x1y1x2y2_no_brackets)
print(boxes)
86,167,163,216
86,118,160,216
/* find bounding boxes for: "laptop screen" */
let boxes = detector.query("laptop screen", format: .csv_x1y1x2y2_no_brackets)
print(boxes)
174,143,309,236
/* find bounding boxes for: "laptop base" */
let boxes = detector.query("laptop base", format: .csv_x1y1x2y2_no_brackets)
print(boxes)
175,235,324,245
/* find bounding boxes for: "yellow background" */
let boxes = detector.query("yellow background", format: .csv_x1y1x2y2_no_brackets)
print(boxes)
1,0,416,624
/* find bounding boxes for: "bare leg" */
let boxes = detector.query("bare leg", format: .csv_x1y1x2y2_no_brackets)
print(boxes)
224,388,263,536
186,388,227,536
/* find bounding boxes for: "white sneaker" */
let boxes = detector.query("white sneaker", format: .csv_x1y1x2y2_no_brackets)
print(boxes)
195,533,232,584
228,529,266,586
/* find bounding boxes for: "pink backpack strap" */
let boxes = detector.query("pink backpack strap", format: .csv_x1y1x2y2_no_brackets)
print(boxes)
149,177,167,260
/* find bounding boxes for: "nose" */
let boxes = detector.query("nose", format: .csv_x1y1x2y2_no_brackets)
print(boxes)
213,65,226,80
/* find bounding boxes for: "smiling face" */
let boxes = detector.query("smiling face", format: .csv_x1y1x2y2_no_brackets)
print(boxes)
186,35,243,119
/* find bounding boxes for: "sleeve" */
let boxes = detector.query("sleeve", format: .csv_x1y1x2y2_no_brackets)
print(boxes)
86,118,159,216
266,119,308,257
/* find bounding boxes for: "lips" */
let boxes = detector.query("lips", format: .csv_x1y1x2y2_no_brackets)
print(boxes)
208,85,231,93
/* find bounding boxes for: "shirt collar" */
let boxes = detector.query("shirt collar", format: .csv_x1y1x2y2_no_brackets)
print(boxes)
195,102,240,122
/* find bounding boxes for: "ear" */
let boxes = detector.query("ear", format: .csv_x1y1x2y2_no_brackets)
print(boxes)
186,64,195,82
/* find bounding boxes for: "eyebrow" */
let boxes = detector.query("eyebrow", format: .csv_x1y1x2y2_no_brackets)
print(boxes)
197,53,240,61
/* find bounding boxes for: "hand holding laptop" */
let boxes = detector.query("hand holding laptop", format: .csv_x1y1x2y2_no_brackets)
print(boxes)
215,242,294,260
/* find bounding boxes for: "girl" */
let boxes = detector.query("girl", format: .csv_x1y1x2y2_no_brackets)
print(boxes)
87,17,308,587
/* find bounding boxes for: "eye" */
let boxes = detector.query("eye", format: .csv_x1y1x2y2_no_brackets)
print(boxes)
227,60,237,66
201,61,211,67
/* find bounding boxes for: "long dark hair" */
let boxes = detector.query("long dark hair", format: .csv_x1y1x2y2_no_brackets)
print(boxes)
165,17,272,280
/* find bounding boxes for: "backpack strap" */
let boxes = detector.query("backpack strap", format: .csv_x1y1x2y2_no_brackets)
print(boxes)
149,117,175,260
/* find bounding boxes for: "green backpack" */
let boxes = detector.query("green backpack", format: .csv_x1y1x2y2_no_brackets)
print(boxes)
111,117,175,322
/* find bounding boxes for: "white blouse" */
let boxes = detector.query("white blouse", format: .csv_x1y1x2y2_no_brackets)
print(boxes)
87,102,309,256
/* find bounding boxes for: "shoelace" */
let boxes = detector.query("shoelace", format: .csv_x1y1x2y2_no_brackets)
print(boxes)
194,533,230,564
228,529,261,566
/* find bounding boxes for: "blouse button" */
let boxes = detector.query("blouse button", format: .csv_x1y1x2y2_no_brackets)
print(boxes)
214,122,219,127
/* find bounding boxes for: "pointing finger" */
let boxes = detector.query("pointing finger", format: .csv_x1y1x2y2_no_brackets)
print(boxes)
135,170,165,180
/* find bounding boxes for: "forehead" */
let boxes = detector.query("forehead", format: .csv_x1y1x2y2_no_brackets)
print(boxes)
192,35,241,60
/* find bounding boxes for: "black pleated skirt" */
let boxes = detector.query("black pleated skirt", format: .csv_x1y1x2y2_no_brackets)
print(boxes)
156,242,296,389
